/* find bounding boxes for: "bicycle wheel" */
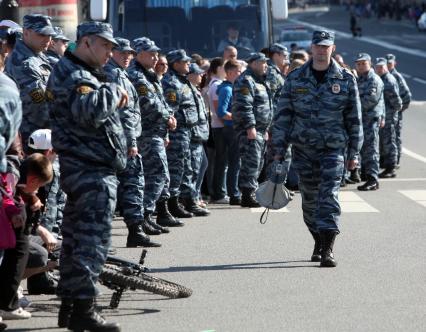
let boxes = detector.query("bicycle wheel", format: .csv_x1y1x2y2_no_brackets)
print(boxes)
138,272,192,298
100,265,192,299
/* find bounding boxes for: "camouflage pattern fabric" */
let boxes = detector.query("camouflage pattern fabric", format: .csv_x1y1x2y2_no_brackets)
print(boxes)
357,69,385,179
232,67,273,190
379,72,402,169
48,50,126,298
127,61,171,213
272,59,363,232
0,72,22,174
6,39,52,143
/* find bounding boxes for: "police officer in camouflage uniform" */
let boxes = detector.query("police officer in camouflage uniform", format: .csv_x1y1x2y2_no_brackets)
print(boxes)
104,37,161,247
45,27,69,66
375,57,402,179
48,21,127,331
354,53,385,191
6,14,55,147
181,63,211,216
163,49,201,219
233,52,273,207
272,31,363,267
127,37,183,229
385,54,412,167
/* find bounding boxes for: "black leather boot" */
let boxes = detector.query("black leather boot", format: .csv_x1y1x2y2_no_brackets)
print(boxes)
379,168,396,178
240,188,260,208
58,297,73,328
319,231,338,267
68,298,120,332
309,230,321,262
145,211,169,233
165,197,191,220
182,197,210,216
126,223,161,248
142,213,161,235
357,177,379,191
350,169,361,183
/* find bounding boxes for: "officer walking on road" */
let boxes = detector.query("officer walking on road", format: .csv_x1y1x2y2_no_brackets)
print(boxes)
48,21,127,332
375,57,402,178
127,37,183,229
104,37,161,247
6,14,55,147
385,54,412,168
272,30,363,267
45,27,69,66
233,52,273,208
354,53,385,191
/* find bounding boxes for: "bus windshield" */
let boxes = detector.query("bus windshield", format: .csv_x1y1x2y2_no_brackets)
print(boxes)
114,0,265,58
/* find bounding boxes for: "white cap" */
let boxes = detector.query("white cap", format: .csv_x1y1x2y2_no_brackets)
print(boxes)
0,19,22,30
28,129,52,150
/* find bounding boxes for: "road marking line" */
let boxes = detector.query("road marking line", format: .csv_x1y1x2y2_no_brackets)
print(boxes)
398,190,426,208
379,177,426,182
289,19,426,59
339,192,379,213
250,207,289,213
413,77,426,84
410,101,426,106
402,147,426,164
401,73,412,79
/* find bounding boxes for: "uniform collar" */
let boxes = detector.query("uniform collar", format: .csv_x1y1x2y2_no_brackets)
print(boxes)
64,50,107,82
134,60,158,83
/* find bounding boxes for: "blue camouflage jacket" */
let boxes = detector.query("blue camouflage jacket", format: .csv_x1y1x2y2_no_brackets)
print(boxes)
6,39,51,137
45,49,61,67
104,59,141,148
0,73,22,173
127,61,171,139
266,60,285,111
47,51,127,171
390,68,411,111
380,72,402,119
162,68,199,129
232,67,273,133
357,69,385,121
190,85,209,143
272,59,363,160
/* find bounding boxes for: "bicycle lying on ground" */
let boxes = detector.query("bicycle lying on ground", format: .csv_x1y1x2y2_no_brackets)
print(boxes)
99,249,192,309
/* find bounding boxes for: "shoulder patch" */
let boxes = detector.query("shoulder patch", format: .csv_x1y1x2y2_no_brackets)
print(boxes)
240,87,250,95
167,91,177,103
30,89,45,103
45,89,54,101
76,85,93,95
137,84,148,96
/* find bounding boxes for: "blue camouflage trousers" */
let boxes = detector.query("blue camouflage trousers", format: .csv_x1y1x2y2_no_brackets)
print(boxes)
180,141,204,199
292,147,345,233
140,136,170,214
40,157,66,234
379,112,398,168
238,133,267,190
117,154,144,226
360,117,380,180
166,128,191,198
396,111,403,164
57,158,118,299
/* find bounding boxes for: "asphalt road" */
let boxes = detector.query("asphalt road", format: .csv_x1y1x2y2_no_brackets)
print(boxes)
6,6,426,332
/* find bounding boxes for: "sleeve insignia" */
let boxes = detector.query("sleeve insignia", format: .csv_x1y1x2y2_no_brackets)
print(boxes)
240,87,250,95
294,88,309,94
167,91,177,103
29,89,46,103
45,89,54,101
137,84,148,96
76,85,93,95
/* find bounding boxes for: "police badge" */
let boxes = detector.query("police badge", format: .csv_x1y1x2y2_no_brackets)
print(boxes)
332,83,340,94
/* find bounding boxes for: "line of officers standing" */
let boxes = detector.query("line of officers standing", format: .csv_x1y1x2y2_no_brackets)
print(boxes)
1,13,411,332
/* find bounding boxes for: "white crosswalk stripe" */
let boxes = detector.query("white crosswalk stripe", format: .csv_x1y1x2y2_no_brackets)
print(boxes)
250,207,289,213
398,190,426,208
